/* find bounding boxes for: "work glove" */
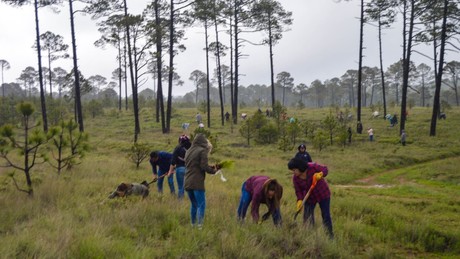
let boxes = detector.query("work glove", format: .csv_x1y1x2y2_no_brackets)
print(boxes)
296,200,303,211
314,172,323,181
214,163,222,170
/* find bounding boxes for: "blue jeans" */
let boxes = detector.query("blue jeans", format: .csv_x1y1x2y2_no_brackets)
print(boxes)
175,166,186,199
157,169,175,194
237,182,251,220
304,198,334,238
237,182,282,225
187,190,206,226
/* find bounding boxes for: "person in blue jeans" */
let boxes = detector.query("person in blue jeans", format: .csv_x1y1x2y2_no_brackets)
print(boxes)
288,158,334,239
149,151,174,194
184,134,219,229
237,176,283,226
168,135,192,199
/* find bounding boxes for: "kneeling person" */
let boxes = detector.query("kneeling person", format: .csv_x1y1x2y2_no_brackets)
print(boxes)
237,176,283,226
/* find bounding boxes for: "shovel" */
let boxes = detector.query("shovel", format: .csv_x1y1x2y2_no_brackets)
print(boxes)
146,173,168,186
293,176,319,221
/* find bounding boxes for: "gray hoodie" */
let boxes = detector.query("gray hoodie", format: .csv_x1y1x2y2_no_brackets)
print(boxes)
184,134,217,191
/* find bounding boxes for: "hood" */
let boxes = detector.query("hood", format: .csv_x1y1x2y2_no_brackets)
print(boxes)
192,133,208,148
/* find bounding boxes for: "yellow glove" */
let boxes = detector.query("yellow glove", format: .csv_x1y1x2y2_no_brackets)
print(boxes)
296,200,303,211
314,172,323,181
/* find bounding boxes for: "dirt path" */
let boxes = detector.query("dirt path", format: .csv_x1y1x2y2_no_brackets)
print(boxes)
332,167,400,189
335,155,460,189
334,184,393,189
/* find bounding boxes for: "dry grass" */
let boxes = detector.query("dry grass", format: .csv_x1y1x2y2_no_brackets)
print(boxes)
0,106,459,258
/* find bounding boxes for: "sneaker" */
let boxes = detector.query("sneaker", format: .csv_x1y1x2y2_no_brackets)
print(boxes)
197,224,203,230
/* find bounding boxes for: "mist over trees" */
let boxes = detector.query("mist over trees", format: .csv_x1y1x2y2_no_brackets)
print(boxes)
0,0,459,137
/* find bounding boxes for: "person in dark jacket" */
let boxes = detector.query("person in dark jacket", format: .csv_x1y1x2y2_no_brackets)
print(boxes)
184,134,219,229
237,176,283,226
287,158,334,238
295,144,312,163
357,121,363,134
347,127,352,143
150,151,174,195
168,135,192,199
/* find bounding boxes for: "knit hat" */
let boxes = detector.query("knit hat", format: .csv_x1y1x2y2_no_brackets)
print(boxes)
287,158,308,172
297,144,306,151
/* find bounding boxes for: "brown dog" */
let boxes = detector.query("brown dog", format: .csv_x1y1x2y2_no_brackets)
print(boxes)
108,181,149,199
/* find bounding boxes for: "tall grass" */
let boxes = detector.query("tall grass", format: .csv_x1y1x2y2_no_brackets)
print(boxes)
0,107,459,258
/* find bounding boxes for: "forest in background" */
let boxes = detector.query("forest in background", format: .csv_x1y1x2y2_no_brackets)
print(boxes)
1,0,459,137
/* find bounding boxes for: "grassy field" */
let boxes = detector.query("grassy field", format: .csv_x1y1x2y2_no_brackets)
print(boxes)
0,106,459,258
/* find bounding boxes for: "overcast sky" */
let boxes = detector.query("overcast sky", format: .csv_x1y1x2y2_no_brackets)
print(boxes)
0,0,457,97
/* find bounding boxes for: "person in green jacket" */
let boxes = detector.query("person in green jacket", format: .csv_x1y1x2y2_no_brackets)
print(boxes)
184,134,220,229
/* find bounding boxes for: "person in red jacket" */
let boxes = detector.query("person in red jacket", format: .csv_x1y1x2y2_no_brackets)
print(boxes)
287,158,333,238
237,176,283,226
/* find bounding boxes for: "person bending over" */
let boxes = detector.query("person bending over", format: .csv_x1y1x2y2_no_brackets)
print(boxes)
287,158,334,238
237,176,283,226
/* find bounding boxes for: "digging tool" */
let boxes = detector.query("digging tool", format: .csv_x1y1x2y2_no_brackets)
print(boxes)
261,211,271,222
147,173,168,186
257,211,271,224
293,173,322,221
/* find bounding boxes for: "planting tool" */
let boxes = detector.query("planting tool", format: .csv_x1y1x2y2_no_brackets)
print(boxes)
261,211,271,222
293,173,322,221
147,173,168,185
257,211,271,224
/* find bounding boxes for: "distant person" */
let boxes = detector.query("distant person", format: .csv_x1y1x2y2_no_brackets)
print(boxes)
287,158,333,238
372,111,379,118
150,151,175,195
367,127,374,142
282,112,287,120
390,114,398,127
237,176,283,226
295,144,312,163
168,135,192,199
439,112,446,120
338,111,344,122
357,121,363,134
401,130,407,146
347,127,352,143
196,112,202,124
225,111,230,122
181,123,190,131
184,134,220,229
